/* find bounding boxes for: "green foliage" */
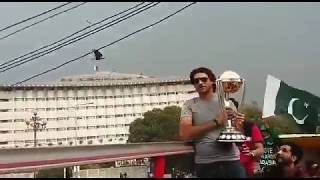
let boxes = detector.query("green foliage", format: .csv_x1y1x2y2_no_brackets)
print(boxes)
128,106,181,143
241,103,298,135
240,104,262,124
127,106,188,173
267,115,302,134
36,168,64,178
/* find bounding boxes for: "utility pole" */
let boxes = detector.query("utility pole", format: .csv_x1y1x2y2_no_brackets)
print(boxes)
65,102,94,178
25,110,47,178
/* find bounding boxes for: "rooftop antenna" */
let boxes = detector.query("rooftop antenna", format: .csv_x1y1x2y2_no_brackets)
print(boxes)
93,65,99,72
91,49,105,73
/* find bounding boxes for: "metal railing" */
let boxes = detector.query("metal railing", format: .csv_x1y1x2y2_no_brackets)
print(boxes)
0,141,194,174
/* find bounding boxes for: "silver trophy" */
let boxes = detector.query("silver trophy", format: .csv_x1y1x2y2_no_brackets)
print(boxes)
216,70,247,143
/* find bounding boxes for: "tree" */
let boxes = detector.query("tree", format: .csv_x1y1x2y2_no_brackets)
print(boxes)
128,106,193,173
265,115,301,134
128,106,181,143
36,168,64,178
240,104,298,134
240,104,263,124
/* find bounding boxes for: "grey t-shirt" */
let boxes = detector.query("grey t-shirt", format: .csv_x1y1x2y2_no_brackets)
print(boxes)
180,95,240,164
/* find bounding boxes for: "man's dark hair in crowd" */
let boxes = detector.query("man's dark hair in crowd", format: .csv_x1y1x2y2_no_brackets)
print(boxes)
261,142,308,178
189,67,216,92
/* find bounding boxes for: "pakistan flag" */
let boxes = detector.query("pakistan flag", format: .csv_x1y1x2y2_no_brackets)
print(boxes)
262,75,320,134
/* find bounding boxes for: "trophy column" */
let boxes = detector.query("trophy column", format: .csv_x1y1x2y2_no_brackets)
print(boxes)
216,71,247,143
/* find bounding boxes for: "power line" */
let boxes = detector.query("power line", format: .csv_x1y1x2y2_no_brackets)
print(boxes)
0,2,87,41
12,2,197,86
0,2,146,69
0,2,160,73
1,2,158,73
0,2,72,33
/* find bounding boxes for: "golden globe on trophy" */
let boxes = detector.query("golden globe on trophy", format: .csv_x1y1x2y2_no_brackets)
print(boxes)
216,70,247,143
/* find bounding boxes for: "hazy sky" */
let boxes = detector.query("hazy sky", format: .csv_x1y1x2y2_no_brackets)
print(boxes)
0,2,319,106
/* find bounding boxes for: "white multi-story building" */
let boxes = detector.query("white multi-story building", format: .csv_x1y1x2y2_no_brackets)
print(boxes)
0,72,197,148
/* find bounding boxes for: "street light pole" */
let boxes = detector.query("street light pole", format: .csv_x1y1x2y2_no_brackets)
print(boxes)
68,102,94,178
26,111,47,147
25,110,47,178
34,126,36,148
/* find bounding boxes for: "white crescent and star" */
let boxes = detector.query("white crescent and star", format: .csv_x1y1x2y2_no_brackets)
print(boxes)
287,98,309,125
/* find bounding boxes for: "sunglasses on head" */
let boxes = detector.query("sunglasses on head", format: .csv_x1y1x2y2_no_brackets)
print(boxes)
194,77,209,84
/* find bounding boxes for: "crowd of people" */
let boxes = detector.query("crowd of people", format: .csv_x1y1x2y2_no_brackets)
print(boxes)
179,67,320,178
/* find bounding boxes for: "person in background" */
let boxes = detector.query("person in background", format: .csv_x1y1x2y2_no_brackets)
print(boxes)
257,119,281,174
260,142,308,178
231,98,264,178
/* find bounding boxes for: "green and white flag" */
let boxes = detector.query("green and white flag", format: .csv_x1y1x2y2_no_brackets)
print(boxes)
262,75,320,134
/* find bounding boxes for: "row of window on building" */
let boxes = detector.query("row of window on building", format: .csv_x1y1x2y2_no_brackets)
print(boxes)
0,111,158,124
0,100,184,113
4,91,195,102
0,134,128,147
0,124,130,134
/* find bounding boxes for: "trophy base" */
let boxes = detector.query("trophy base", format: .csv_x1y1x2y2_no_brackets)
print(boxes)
216,127,246,143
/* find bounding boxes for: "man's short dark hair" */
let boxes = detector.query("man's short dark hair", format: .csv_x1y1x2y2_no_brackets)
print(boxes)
189,67,216,92
282,142,303,165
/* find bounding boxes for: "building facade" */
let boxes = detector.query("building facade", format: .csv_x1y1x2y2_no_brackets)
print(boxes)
0,72,197,148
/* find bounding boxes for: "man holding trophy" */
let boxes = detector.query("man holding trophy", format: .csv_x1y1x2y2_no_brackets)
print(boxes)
179,67,247,178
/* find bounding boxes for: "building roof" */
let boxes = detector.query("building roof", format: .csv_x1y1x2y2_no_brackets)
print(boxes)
58,71,150,82
0,71,190,88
